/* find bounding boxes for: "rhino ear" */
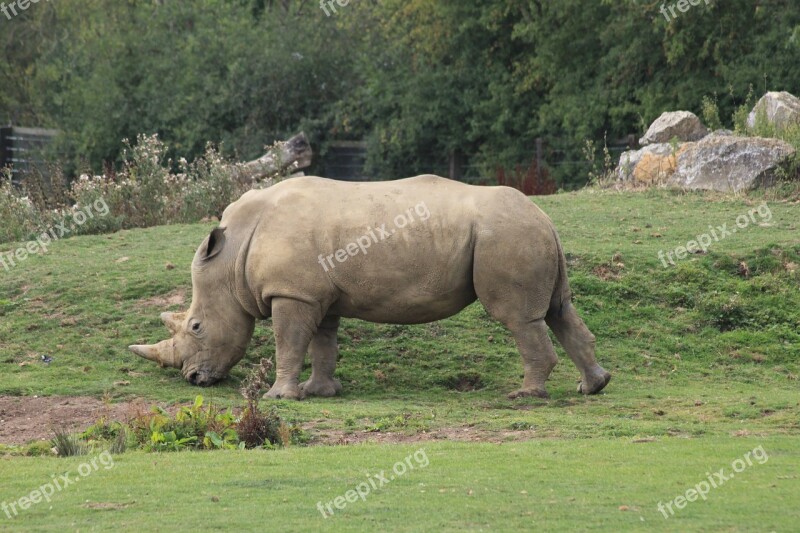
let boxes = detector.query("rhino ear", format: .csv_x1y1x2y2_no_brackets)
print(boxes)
203,227,226,260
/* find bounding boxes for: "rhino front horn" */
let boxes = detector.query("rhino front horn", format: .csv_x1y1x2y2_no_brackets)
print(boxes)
129,339,181,369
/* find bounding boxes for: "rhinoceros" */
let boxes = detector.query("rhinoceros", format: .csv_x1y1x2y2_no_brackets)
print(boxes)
130,175,611,400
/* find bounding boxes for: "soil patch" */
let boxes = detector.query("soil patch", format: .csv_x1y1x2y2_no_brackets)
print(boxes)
0,395,540,447
136,289,186,309
305,421,538,446
0,396,149,445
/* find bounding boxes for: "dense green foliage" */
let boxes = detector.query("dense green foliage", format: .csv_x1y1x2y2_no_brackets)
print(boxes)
3,0,800,186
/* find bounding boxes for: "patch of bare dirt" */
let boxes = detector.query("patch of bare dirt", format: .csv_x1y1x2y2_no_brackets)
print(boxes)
0,395,543,447
306,423,539,446
136,289,186,309
0,396,149,445
82,502,133,510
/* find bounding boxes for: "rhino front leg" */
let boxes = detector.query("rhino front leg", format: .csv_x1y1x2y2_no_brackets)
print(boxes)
300,315,343,398
264,298,321,400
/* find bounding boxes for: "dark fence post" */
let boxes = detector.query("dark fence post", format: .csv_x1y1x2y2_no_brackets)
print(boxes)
0,127,59,185
535,137,543,170
448,150,463,181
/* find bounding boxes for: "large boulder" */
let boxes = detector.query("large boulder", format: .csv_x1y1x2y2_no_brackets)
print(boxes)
616,143,679,184
747,91,800,131
668,135,795,192
639,111,709,146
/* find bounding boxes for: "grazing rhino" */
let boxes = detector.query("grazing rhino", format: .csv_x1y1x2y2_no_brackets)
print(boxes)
130,175,611,400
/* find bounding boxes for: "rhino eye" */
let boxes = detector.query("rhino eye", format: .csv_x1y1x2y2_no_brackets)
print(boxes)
191,322,201,333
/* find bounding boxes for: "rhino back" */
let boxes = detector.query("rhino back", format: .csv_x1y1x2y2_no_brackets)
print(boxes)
234,175,552,323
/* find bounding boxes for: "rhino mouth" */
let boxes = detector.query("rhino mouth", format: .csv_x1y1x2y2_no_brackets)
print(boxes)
184,367,224,387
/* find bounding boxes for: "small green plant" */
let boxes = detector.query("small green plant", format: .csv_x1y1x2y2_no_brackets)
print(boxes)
701,94,724,131
80,418,122,443
583,135,616,186
148,429,198,452
203,429,244,450
732,84,755,134
51,429,88,457
26,441,55,457
110,427,128,455
121,395,242,452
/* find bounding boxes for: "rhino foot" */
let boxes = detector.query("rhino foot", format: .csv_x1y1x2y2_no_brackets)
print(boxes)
263,381,302,400
300,377,342,398
507,388,549,400
578,368,611,395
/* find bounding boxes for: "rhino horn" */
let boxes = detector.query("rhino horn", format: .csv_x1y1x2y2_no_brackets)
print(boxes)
160,311,186,334
129,338,181,368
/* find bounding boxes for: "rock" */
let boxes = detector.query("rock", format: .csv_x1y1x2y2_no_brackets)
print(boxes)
639,111,709,146
747,91,800,131
707,129,735,138
616,143,677,183
669,135,795,192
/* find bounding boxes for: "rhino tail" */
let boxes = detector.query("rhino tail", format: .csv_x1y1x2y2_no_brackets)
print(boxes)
547,224,572,319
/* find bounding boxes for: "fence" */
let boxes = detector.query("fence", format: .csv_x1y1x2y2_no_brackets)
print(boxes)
320,136,638,186
0,127,59,185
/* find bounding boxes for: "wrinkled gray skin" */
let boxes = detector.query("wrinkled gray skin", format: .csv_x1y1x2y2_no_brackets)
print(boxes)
130,175,611,400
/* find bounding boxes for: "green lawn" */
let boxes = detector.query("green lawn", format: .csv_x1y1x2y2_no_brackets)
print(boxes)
0,187,798,530
1,437,797,531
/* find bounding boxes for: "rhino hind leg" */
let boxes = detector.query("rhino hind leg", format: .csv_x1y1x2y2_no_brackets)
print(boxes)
264,298,321,401
505,319,559,399
299,315,343,398
545,304,611,395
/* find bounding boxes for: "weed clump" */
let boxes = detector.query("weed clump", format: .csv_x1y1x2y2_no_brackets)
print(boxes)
51,428,88,457
65,358,306,454
238,358,294,448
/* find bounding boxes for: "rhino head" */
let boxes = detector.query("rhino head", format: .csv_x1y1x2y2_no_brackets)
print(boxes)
129,227,256,386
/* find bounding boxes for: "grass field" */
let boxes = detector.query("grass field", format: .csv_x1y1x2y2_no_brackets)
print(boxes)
1,187,799,530
1,438,797,531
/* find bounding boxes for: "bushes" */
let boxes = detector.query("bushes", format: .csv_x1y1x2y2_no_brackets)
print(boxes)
75,392,304,455
0,175,43,243
56,359,303,454
0,134,280,245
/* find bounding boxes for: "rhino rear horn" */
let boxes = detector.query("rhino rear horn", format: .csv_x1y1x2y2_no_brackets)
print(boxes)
160,311,186,334
129,338,181,368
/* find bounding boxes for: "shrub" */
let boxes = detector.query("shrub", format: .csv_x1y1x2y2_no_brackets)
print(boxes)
237,358,295,448
0,172,43,243
701,94,724,131
0,134,293,245
71,390,306,454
